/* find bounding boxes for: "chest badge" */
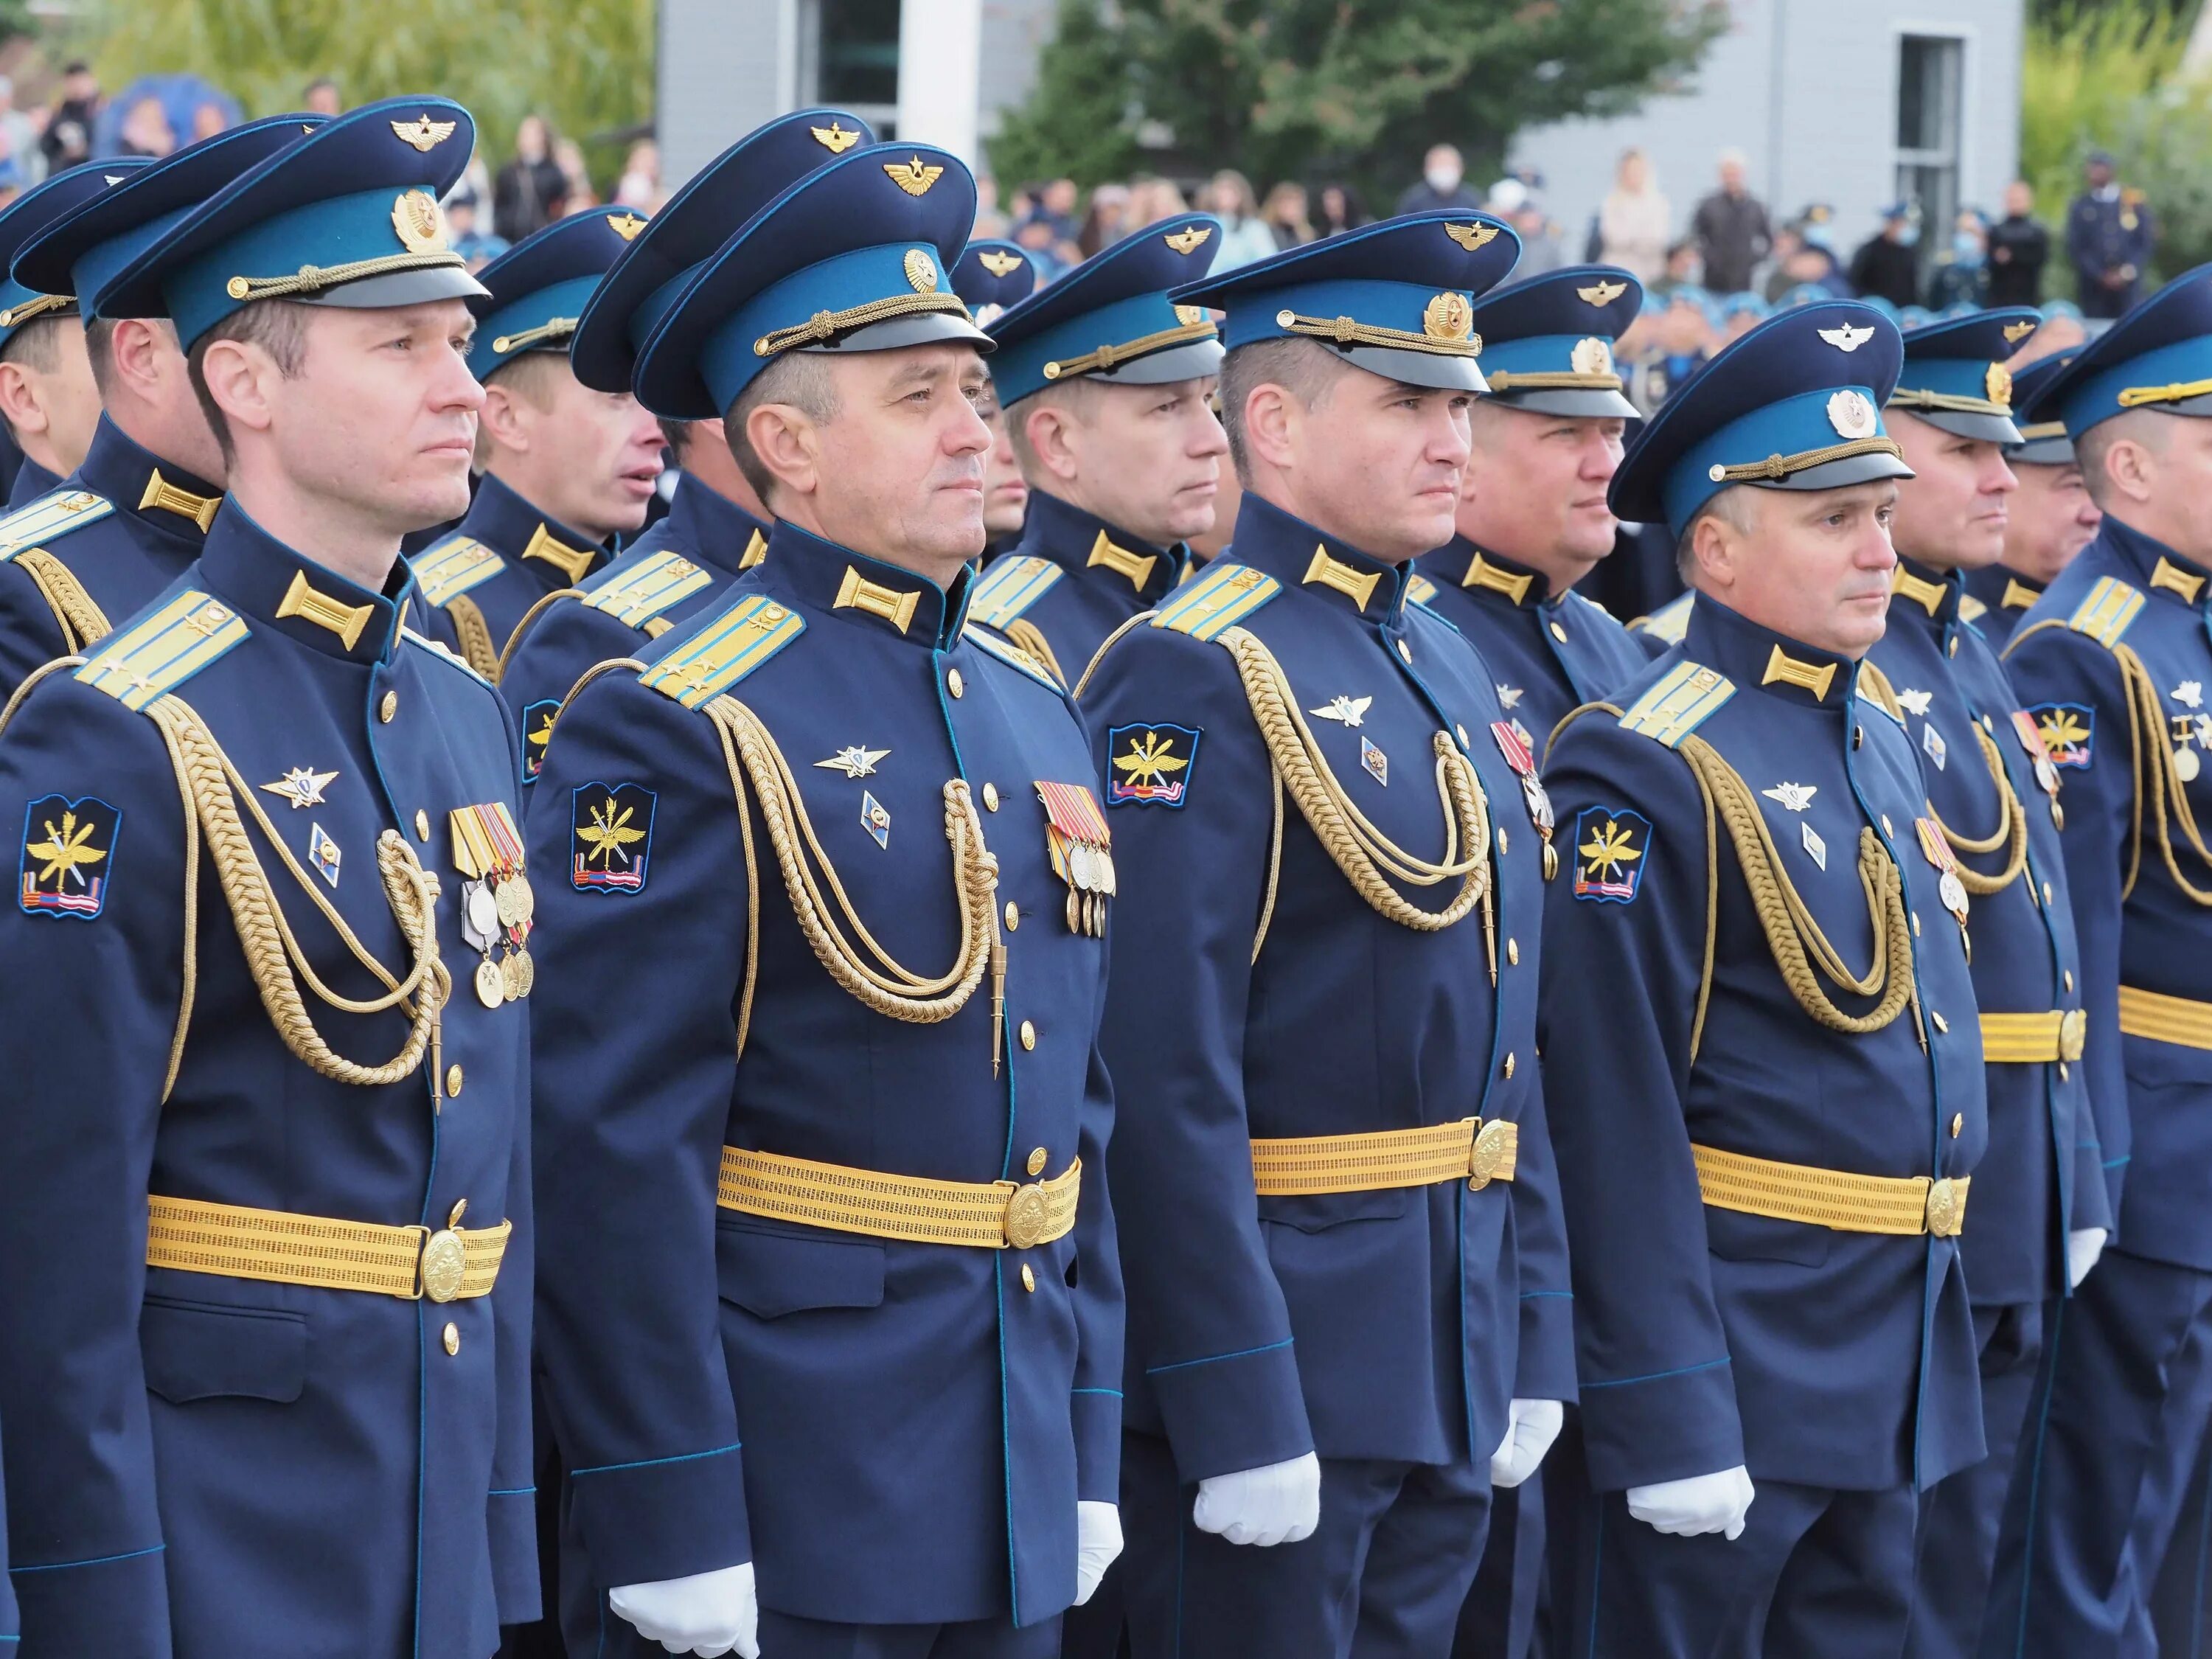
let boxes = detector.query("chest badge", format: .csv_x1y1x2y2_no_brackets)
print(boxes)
1496,684,1524,712
1310,695,1371,728
1036,780,1115,936
1489,720,1559,878
2174,680,2203,709
860,791,892,849
1921,722,1948,771
307,823,341,888
1360,735,1389,787
1801,820,1828,872
1762,782,1817,812
1896,688,1933,717
816,745,890,779
260,766,338,810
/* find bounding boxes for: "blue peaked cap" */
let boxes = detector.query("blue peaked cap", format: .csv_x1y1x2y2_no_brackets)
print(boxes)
950,240,1038,325
0,161,152,344
2023,263,2212,440
1888,307,2040,444
1463,264,1641,418
467,206,647,380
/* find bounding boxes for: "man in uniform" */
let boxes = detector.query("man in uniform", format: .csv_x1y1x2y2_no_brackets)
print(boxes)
1987,262,2212,1658
950,238,1039,557
526,141,1121,1658
1964,351,2100,650
2067,153,2154,321
495,109,874,776
411,206,663,681
1862,310,2107,1659
968,213,1228,688
0,96,535,1658
1540,301,1986,1656
1082,209,1574,1658
0,116,320,694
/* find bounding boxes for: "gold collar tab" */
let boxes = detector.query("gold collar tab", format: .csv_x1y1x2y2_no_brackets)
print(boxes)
1761,644,1837,702
2001,577,2042,611
737,527,768,570
139,467,220,533
833,566,922,635
1891,564,1948,616
275,568,375,650
1464,554,1534,605
1086,529,1157,591
520,523,596,584
1302,546,1382,612
2152,557,2207,605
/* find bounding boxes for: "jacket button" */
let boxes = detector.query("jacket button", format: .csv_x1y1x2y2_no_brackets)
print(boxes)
415,810,431,842
1911,911,1921,937
2059,1062,2070,1081
442,1322,460,1356
1550,622,1569,644
1507,939,1520,966
1028,1147,1048,1176
380,690,398,723
1004,902,1019,931
1498,828,1509,857
1948,637,1958,657
1020,1265,1036,1293
1455,724,1470,747
1020,1020,1037,1051
1951,1113,1964,1138
1503,1052,1516,1079
2043,881,2054,905
947,667,965,699
1854,725,1865,750
1881,813,1895,838
982,782,1000,811
446,1065,464,1096
2065,970,2074,992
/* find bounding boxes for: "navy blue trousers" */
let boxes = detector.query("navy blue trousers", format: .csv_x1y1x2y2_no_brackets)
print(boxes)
1119,1430,1493,1659
2151,1441,2212,1658
574,1596,1056,1658
1450,1478,1544,1659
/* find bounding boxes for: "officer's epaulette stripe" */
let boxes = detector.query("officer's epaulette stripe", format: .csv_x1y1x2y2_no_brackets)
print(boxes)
1958,594,1989,624
0,487,111,563
400,625,497,692
76,589,247,709
967,556,1063,628
1151,561,1280,640
411,535,505,608
2067,577,2143,649
1628,594,1693,645
580,549,716,630
1405,571,1439,608
963,624,1062,692
1618,659,1736,748
640,594,804,709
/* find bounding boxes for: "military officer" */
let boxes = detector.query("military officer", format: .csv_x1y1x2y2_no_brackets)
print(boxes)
526,140,1121,1658
950,238,1040,556
1963,352,2101,650
410,206,663,681
2066,154,2154,321
967,213,1228,688
497,110,874,777
1858,310,2107,1659
1079,210,1574,1658
1986,262,2212,1658
1540,302,1986,1656
0,97,534,1658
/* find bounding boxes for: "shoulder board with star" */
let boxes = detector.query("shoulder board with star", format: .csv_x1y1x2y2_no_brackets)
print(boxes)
411,534,507,608
75,588,248,711
1958,594,1989,624
0,487,113,563
1151,561,1281,640
400,625,498,693
964,623,1064,692
580,549,717,632
639,592,805,709
1627,592,1693,645
1618,658,1736,749
967,555,1065,629
2066,576,2144,650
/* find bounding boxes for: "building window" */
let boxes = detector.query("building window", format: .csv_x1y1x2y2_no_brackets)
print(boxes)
1896,33,1965,295
800,0,902,131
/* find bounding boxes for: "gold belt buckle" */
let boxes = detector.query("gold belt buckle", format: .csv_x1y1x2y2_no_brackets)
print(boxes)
413,1200,472,1301
1924,1178,1964,1239
1001,1181,1052,1251
1467,1119,1513,1192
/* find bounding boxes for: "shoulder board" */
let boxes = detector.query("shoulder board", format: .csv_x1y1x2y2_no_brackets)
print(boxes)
639,593,804,710
76,588,248,710
2067,577,2144,650
412,535,506,608
0,487,112,563
1151,561,1280,640
1405,571,1439,607
400,625,497,692
964,624,1064,691
580,549,717,631
1855,658,1906,723
1958,594,1989,623
967,555,1064,629
1628,593,1693,645
1618,659,1736,749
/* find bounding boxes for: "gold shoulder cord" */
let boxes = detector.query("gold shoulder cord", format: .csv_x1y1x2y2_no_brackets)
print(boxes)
2113,641,2212,903
494,587,585,684
443,594,502,681
1004,618,1067,687
1857,659,2027,894
15,548,111,653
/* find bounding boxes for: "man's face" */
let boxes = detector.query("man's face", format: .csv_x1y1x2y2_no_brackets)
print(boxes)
811,344,993,576
977,380,1028,538
1045,178,1078,216
1051,376,1225,547
2126,416,2212,563
1888,411,2016,571
2006,460,2101,583
2087,159,2114,190
2004,181,2032,218
492,364,664,541
1713,481,1899,658
1459,404,1623,580
1719,157,1745,194
1287,366,1472,562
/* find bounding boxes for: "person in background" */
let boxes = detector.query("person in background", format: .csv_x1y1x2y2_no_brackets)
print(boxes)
1987,181,2049,309
302,76,341,116
1491,178,1564,277
1688,147,1770,295
1848,202,1921,310
1649,238,1702,301
1763,215,1850,302
1079,181,1132,257
445,195,507,272
116,94,175,160
494,114,566,243
1315,182,1366,238
39,62,97,175
1034,175,1083,244
2066,150,2154,321
554,138,599,214
613,139,661,212
1261,181,1314,250
1599,145,1671,283
0,78,42,190
1396,142,1483,215
1719,290,1768,343
1127,176,1191,231
1925,207,1990,311
1201,169,1279,271
2018,303,2086,364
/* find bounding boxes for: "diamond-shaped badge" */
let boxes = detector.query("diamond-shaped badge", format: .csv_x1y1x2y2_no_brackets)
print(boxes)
1801,819,1827,872
1360,735,1388,787
860,790,891,849
309,822,341,888
1922,723,1947,771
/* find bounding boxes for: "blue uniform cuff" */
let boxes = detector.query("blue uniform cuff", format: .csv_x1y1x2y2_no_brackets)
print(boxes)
1516,1293,1579,1403
567,1441,751,1589
1147,1338,1312,1481
488,1486,542,1626
1073,1388,1124,1504
1577,1357,1745,1492
11,1543,171,1657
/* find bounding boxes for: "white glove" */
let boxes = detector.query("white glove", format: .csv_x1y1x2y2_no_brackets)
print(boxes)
1076,1500,1124,1604
2068,1226,2109,1289
1626,1467,1756,1541
608,1563,759,1658
1193,1451,1322,1547
1489,1398,1565,1488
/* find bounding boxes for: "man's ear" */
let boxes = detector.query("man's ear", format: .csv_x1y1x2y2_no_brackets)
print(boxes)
477,380,533,456
108,317,166,396
2103,432,2158,507
744,401,821,502
196,338,276,440
1242,382,1299,474
1690,509,1739,593
0,360,46,437
1021,400,1079,485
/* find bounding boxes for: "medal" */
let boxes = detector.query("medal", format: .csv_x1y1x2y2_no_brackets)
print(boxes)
475,957,506,1009
1489,721,1558,878
462,880,500,952
507,947,535,1000
1035,780,1113,936
2178,745,2202,784
2010,709,2066,832
495,872,535,929
1916,816,1972,928
499,952,524,1002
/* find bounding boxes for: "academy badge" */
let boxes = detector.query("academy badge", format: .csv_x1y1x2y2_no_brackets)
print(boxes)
2031,703,2094,769
522,700,561,784
571,782,656,894
18,794,118,920
308,824,341,888
1107,723,1200,808
1573,807,1649,903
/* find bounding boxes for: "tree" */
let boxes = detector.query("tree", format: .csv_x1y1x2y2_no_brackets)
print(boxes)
990,0,1144,188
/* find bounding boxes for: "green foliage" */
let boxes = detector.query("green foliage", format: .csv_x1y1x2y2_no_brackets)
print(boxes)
990,0,1143,188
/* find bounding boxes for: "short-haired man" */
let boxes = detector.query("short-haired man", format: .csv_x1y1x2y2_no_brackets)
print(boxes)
1540,302,1986,1655
0,97,534,1657
1990,264,2212,1658
498,110,873,781
526,142,1121,1658
1082,212,1573,1656
410,206,663,681
968,213,1228,687
950,237,1040,555
1863,310,2106,1659
1964,350,2101,650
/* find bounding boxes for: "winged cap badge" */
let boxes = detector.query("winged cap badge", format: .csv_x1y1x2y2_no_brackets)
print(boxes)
2003,320,2036,344
883,156,945,196
812,120,861,154
1818,322,1877,352
608,212,646,243
1577,279,1628,306
392,114,456,153
1444,222,1500,252
978,249,1023,277
1163,225,1212,254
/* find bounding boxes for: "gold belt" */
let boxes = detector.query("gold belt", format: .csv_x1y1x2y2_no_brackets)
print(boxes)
146,1194,510,1302
1980,1009,2088,1064
2118,985,2212,1050
1251,1118,1519,1196
1691,1144,1969,1238
717,1147,1081,1249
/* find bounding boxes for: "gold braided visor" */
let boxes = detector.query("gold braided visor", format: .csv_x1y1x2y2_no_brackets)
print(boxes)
752,291,973,358
1693,1143,1968,1237
1980,1009,2087,1064
1480,369,1624,392
1043,318,1219,380
1252,1117,1518,1196
1888,388,2011,417
2118,984,2212,1048
2118,377,2212,409
717,1146,1080,1249
1705,436,1904,485
1273,309,1483,359
224,249,468,304
147,1194,509,1301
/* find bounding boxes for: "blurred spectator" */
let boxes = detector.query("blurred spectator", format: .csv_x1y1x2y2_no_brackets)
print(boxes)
189,101,227,144
1126,176,1189,229
1986,181,2049,308
1489,178,1562,276
117,94,175,159
1033,177,1081,242
1203,170,1281,271
494,114,567,242
1719,291,1768,343
1395,143,1482,216
1597,146,1670,282
614,139,663,212
554,138,600,213
303,77,342,116
973,174,1010,240
0,79,40,191
2016,303,2087,364
1649,239,1702,300
1315,183,1367,238
1078,182,1130,257
41,63,99,174
1689,149,1771,293
445,196,507,273
1262,181,1315,250
1924,207,1989,311
1762,211,1849,302
2067,150,2154,319
1848,204,1921,310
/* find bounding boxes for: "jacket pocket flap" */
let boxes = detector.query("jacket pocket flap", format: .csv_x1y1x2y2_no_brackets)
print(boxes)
142,1295,308,1405
717,1221,886,1319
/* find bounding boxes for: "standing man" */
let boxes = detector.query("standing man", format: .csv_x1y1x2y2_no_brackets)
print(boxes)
1396,145,1484,217
411,206,663,681
1082,210,1574,1658
2067,152,2154,321
1849,204,1924,312
1987,183,2051,310
968,213,1228,688
1989,262,2212,1658
526,141,1122,1658
1689,150,1771,298
951,238,1040,558
0,96,535,1658
1541,302,1986,1655
1964,350,2100,650
1865,311,2107,1659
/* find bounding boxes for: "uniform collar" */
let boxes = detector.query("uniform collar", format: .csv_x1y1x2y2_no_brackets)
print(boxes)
195,503,407,666
7,455,58,510
1228,490,1410,625
1980,563,2045,611
462,472,608,590
754,519,971,650
1684,591,1857,712
75,414,223,546
661,472,770,581
1423,535,1558,608
2102,514,2212,610
1888,554,1962,627
1015,487,1181,604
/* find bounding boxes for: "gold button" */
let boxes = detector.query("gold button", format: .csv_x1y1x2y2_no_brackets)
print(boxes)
1550,622,1569,644
2059,1061,2071,1081
446,1065,464,1096
983,782,1000,812
1498,828,1510,857
2065,970,2074,992
1027,1147,1048,1176
1507,939,1520,966
2043,881,2054,905
442,1321,460,1356
1912,911,1922,937
1020,1264,1036,1293
1503,1052,1516,1079
1020,1020,1037,1051
1951,1113,1964,1138
947,667,965,699
1455,724,1470,746
1004,902,1020,931
414,810,431,842
1932,1011,1949,1034
1881,814,1895,838
1397,640,1413,664
380,690,398,723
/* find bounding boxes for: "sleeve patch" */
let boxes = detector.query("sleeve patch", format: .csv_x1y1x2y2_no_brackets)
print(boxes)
1105,723,1201,808
2030,702,2095,769
570,782,656,894
19,793,119,919
522,699,561,783
1572,806,1649,903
